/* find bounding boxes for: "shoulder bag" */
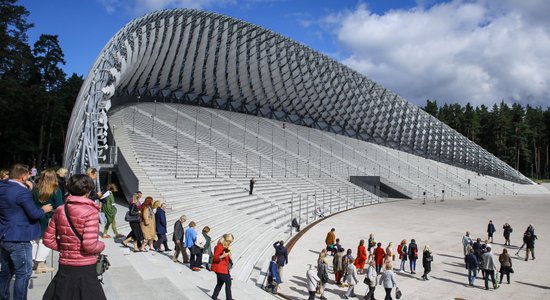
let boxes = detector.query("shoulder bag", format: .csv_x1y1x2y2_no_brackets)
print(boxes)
64,204,111,283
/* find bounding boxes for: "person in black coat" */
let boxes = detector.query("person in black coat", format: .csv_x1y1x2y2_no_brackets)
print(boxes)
487,220,496,243
502,223,512,246
273,241,288,281
422,245,433,280
465,248,478,286
524,229,537,261
154,203,170,252
249,177,256,195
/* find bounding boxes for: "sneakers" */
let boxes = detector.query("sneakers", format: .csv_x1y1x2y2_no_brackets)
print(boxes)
172,256,179,263
36,262,54,273
102,234,111,239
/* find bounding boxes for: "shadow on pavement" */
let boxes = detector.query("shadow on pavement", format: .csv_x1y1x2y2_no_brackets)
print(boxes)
431,276,470,286
515,281,550,290
437,253,464,260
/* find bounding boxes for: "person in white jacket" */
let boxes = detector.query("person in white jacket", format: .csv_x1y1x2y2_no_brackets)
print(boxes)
344,258,359,299
379,262,398,300
306,264,320,300
364,260,377,300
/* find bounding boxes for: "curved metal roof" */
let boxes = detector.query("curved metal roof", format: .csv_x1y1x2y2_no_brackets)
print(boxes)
63,8,530,184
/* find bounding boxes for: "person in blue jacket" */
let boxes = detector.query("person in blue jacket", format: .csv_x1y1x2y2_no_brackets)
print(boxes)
465,248,478,287
0,164,53,300
185,221,199,270
154,203,170,252
266,255,281,294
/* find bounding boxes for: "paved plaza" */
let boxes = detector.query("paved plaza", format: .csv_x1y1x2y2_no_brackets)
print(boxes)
279,192,550,300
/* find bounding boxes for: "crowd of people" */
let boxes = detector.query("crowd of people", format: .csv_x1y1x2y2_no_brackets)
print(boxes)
0,164,236,300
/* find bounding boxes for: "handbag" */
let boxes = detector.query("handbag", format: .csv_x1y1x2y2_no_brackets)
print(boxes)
124,210,140,222
396,288,402,299
509,267,514,273
64,204,110,283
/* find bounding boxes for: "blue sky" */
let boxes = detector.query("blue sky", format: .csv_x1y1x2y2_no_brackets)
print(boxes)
19,0,550,107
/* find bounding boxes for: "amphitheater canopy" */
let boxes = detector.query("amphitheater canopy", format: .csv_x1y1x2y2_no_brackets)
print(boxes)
63,8,531,184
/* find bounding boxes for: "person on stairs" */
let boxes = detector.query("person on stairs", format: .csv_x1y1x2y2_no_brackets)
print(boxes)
172,215,189,263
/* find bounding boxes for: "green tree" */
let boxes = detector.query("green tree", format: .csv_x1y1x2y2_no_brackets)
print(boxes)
0,0,33,81
423,99,438,117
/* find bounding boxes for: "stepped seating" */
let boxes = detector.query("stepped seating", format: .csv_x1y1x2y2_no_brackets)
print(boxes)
107,102,545,293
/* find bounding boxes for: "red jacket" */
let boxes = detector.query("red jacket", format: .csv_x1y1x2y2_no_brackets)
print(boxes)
211,242,231,274
373,246,386,265
43,195,105,266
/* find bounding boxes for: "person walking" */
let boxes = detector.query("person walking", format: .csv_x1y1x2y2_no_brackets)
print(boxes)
465,248,478,287
355,239,367,274
487,220,496,243
408,239,418,274
42,174,106,300
306,264,320,300
373,242,386,273
398,239,408,272
55,167,68,202
211,233,234,300
266,256,281,294
32,168,63,273
273,240,288,281
379,262,398,300
524,228,537,261
101,183,124,239
154,203,170,252
502,223,513,246
249,177,256,195
385,242,395,264
317,252,329,300
516,224,535,255
0,164,53,300
140,197,157,251
364,260,377,300
202,226,213,270
422,245,433,280
367,233,376,254
172,215,189,263
498,248,512,284
462,231,473,256
482,246,499,290
122,193,144,251
325,228,336,254
343,258,358,299
185,221,199,270
334,247,345,285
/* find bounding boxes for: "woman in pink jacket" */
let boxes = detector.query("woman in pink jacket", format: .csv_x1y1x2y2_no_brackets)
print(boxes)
43,174,106,300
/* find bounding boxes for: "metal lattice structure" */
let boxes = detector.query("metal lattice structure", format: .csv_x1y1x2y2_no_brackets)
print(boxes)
63,8,531,184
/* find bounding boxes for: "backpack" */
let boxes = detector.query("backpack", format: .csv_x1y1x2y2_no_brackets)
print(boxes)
397,244,403,255
195,233,206,248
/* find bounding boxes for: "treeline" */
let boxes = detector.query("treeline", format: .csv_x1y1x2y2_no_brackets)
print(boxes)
0,0,83,168
423,100,550,179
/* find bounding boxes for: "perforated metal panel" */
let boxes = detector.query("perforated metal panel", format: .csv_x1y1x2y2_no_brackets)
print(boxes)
63,8,530,184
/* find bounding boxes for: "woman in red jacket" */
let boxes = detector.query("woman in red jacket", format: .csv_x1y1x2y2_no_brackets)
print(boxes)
211,233,234,300
373,242,386,274
354,239,367,274
43,174,106,300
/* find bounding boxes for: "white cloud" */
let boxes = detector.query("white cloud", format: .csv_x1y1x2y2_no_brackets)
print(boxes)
98,0,234,15
331,0,550,107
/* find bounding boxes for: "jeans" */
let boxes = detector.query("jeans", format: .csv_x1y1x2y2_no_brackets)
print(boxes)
484,269,497,289
212,273,232,300
526,248,535,260
410,259,417,272
468,268,477,285
0,241,33,300
190,246,203,269
308,291,316,300
400,259,406,271
154,234,168,251
384,287,393,300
